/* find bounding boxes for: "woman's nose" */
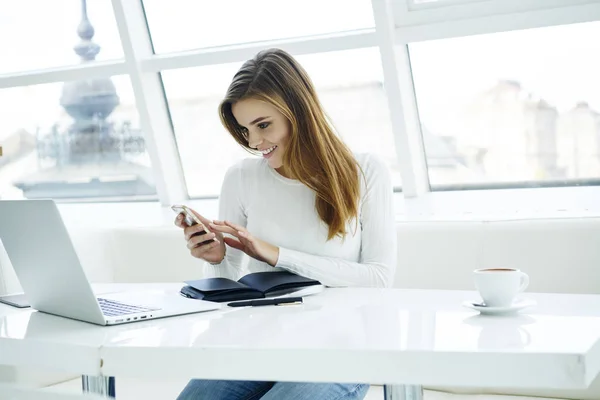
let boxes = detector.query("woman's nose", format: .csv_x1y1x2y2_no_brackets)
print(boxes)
248,130,263,149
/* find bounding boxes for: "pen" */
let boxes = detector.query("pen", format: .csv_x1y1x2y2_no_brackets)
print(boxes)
227,297,303,307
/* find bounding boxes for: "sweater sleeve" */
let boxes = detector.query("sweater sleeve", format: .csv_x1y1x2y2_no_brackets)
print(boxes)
202,162,247,280
274,155,397,288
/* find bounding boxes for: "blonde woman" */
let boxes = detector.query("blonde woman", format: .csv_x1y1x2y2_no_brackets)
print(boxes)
175,48,397,400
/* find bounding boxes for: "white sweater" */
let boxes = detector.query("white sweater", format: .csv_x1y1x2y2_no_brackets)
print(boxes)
204,153,397,288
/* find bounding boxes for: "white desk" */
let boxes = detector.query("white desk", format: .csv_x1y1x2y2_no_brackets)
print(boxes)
1,285,600,400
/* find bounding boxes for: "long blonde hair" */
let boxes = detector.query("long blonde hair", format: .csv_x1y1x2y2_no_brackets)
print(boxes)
219,48,361,240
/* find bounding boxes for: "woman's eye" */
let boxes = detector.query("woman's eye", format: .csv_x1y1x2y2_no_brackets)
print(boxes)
258,122,270,129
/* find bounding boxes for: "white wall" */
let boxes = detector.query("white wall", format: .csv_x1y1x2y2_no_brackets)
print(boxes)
2,216,598,296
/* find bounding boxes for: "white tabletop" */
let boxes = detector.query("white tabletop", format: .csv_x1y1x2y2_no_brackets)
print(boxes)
1,284,599,389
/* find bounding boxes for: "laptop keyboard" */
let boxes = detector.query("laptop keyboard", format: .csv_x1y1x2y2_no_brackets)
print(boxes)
97,298,158,317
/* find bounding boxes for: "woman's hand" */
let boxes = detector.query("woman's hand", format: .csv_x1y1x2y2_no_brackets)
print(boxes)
209,220,280,266
174,209,226,264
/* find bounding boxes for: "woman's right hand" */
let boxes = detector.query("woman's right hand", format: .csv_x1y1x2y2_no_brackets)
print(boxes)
174,209,226,264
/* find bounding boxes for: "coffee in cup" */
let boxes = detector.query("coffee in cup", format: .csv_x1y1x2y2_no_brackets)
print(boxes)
473,268,529,307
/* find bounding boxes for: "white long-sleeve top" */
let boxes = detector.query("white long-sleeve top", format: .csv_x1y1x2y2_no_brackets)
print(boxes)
203,153,397,288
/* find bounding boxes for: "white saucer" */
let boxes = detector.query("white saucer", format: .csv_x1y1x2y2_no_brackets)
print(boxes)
462,298,536,315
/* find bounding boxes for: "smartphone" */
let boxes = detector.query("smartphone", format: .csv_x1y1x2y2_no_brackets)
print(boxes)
171,205,217,246
0,293,30,308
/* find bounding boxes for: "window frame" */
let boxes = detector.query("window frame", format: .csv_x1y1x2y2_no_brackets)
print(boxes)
0,0,598,211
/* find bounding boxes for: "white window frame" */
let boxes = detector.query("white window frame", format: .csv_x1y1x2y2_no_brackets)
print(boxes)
400,0,598,23
111,0,188,206
0,0,599,212
395,0,600,42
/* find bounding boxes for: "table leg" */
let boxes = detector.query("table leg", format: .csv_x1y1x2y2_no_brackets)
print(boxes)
81,375,115,398
384,385,423,400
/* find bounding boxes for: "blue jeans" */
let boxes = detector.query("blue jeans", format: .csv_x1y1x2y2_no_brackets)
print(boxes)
176,379,369,400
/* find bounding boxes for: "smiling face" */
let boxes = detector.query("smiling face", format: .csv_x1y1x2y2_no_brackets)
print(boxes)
231,97,291,170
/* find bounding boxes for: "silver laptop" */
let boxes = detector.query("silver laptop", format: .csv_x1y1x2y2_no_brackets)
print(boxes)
0,199,221,325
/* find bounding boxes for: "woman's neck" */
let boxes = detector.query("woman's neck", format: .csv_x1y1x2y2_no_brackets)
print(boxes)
275,166,293,179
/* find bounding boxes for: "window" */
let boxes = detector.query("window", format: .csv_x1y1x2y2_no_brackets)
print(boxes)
0,0,122,74
161,47,400,198
409,21,600,188
3,0,596,210
143,0,374,54
0,76,156,200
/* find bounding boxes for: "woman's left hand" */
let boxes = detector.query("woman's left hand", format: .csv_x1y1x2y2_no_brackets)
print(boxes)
209,220,280,266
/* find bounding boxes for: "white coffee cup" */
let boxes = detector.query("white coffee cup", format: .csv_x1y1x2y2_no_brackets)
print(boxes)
473,268,529,307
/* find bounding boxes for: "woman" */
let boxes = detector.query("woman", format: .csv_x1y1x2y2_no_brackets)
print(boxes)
175,48,396,400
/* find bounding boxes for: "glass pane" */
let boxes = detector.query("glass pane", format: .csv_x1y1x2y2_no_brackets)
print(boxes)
162,48,399,197
143,0,374,54
0,76,157,200
0,0,123,74
410,21,600,188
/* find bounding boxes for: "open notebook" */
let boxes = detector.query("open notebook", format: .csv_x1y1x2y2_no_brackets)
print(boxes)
180,271,322,302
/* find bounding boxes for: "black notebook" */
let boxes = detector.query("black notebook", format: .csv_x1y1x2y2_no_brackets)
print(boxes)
180,271,321,303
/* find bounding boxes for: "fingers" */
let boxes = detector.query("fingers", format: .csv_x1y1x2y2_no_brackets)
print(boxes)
223,220,246,233
208,223,238,237
184,223,209,241
174,213,185,228
189,208,212,227
213,220,245,233
173,207,211,228
190,240,220,258
223,237,245,251
210,220,248,239
187,231,218,248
